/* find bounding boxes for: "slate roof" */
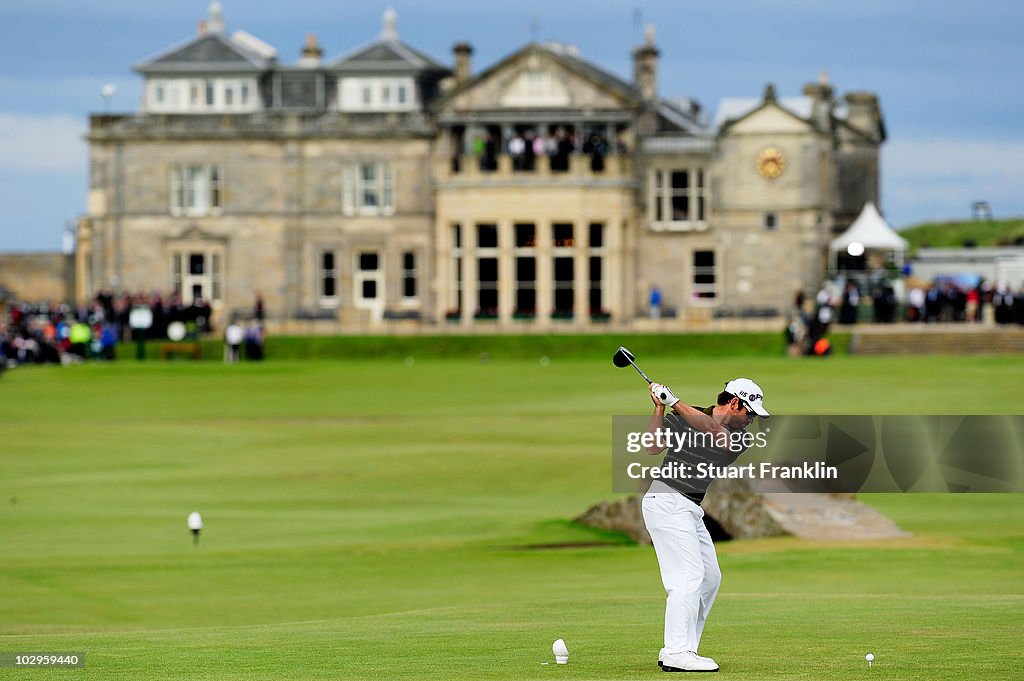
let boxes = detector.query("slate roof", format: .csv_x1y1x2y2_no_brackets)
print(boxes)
134,31,275,74
657,99,711,136
330,38,449,74
548,44,638,102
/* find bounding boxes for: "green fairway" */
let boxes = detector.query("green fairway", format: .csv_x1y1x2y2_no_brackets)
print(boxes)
1,354,1022,679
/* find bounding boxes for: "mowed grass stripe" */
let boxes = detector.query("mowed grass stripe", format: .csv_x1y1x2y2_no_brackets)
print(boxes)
0,596,1018,680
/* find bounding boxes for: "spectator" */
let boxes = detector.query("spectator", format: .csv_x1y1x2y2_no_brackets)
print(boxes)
481,133,498,171
471,134,485,161
907,286,925,322
69,320,91,358
839,281,860,325
785,290,809,357
649,286,662,319
551,127,571,172
584,133,606,172
994,286,1013,325
966,287,979,323
224,320,243,363
925,285,941,322
813,283,834,338
522,130,537,171
244,321,265,361
532,131,547,162
254,291,265,323
100,324,118,360
508,132,526,171
872,281,896,323
979,281,994,324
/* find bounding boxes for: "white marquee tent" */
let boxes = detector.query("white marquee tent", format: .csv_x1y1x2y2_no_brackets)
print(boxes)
828,202,908,272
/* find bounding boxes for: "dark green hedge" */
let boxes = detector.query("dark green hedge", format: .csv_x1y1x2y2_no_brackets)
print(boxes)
115,331,851,362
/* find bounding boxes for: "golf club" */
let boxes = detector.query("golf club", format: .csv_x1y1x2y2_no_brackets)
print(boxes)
613,346,669,401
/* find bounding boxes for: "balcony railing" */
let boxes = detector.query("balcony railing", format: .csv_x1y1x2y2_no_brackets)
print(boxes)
436,153,632,181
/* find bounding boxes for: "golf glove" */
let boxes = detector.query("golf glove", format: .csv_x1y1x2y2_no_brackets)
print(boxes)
651,383,679,407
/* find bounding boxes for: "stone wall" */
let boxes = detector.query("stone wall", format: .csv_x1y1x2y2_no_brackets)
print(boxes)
0,252,73,303
576,478,909,543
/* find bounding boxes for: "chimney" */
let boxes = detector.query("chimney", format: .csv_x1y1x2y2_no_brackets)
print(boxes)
632,24,659,101
844,91,884,142
207,1,225,33
299,33,323,67
197,19,207,35
802,70,834,130
453,42,473,84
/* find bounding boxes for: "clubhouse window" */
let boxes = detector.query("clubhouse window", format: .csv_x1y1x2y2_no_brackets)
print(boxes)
448,223,463,317
514,223,536,316
476,224,498,316
170,163,222,216
402,251,418,302
651,168,707,231
552,223,574,316
343,162,394,216
589,222,606,315
692,250,717,300
319,250,338,307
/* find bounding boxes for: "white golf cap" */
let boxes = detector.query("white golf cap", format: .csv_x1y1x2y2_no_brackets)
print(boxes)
724,378,770,418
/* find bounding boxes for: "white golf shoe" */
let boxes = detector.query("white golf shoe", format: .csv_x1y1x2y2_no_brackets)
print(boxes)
660,651,719,672
659,648,717,669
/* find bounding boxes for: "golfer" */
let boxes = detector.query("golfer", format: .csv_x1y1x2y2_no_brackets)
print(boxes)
641,378,769,672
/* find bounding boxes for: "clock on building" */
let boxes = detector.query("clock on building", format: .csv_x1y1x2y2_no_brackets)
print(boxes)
756,147,785,179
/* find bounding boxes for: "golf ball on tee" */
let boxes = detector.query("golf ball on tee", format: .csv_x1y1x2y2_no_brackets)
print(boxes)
866,653,874,662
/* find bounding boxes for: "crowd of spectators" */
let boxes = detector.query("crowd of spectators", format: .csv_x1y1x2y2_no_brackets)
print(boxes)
786,289,834,357
784,277,1024,357
1,291,214,367
905,281,1024,325
468,127,626,174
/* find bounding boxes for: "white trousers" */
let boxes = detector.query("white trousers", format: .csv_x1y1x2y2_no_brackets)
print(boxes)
641,481,722,655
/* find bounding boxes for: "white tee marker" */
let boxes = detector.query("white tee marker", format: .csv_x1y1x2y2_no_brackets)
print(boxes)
188,511,204,546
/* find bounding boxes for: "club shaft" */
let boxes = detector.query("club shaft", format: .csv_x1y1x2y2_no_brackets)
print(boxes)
629,361,652,384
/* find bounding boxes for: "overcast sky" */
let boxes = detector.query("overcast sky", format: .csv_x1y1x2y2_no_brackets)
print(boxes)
1,0,1021,251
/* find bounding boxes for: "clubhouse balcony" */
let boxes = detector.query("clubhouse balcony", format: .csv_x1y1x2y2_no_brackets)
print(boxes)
434,152,633,184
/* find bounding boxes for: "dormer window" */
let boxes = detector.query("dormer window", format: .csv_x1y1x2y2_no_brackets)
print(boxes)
339,77,417,111
146,77,260,113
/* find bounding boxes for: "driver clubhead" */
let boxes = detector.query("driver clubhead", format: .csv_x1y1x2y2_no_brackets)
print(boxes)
612,346,635,368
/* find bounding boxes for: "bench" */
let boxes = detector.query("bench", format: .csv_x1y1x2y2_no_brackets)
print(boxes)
160,342,202,360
